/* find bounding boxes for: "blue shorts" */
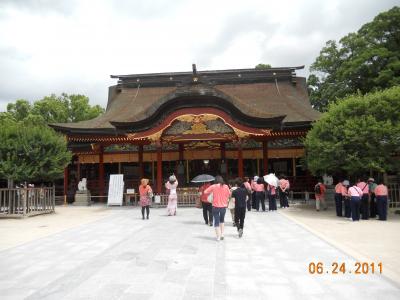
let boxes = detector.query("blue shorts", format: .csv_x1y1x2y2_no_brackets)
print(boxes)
212,207,226,227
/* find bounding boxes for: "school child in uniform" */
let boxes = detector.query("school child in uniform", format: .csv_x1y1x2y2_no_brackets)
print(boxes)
375,180,388,221
348,183,363,221
356,178,369,220
342,180,351,218
334,180,344,217
314,179,327,211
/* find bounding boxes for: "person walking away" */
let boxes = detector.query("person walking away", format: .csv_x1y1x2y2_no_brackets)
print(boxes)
357,178,369,220
375,180,388,221
165,175,178,216
267,183,277,211
279,176,290,208
228,181,237,227
243,177,252,211
334,180,344,217
251,176,258,210
342,180,351,218
252,176,265,211
205,176,230,241
139,178,153,220
368,178,378,218
232,178,248,238
314,179,327,211
348,183,363,221
199,182,213,226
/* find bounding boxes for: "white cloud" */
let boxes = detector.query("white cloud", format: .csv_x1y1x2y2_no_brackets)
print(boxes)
0,0,398,112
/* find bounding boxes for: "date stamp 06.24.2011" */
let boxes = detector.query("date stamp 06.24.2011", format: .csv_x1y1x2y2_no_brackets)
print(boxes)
308,262,383,275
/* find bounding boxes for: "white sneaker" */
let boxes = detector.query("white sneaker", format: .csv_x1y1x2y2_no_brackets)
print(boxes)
216,237,220,241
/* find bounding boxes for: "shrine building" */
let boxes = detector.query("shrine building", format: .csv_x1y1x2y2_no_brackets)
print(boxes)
51,65,320,201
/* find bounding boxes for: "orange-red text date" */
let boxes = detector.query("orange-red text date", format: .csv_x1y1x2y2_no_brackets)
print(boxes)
308,262,383,275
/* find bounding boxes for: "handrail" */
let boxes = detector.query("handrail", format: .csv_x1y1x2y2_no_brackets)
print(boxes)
0,187,55,218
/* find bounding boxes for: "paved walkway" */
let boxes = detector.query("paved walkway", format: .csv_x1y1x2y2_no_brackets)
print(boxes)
279,203,400,284
0,207,399,300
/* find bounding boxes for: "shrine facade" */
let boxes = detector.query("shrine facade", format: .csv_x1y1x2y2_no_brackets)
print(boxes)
51,65,320,200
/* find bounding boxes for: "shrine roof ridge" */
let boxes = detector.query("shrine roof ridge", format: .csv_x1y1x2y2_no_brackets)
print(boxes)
110,66,304,86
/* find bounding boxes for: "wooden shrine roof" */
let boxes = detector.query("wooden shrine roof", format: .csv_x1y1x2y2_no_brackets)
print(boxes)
50,66,320,135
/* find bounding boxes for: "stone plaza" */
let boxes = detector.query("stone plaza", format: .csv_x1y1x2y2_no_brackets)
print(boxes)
0,206,399,300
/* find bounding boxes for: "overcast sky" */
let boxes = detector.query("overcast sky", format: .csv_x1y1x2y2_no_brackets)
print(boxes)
0,0,398,112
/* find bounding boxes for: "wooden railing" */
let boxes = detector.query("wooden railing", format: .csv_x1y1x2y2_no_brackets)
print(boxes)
0,187,55,218
388,184,400,208
124,192,199,207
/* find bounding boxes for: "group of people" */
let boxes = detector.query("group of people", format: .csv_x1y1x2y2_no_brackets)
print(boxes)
332,178,389,221
199,176,247,240
138,175,179,220
137,174,289,241
137,173,390,241
199,175,291,240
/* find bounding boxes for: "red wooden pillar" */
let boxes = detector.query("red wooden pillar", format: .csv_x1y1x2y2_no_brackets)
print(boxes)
238,142,243,178
220,142,226,160
156,143,162,194
220,142,227,175
138,145,144,179
77,160,81,182
179,143,184,161
98,145,105,198
63,166,69,205
262,141,268,174
178,143,184,180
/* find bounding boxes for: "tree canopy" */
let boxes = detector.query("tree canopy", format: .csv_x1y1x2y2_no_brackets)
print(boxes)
5,93,104,124
255,63,272,69
0,93,102,183
304,86,400,177
0,121,72,182
308,6,400,112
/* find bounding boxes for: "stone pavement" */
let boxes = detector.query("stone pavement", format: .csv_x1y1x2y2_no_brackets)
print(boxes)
0,207,399,300
279,203,400,284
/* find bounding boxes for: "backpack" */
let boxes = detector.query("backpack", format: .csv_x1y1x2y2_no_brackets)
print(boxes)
314,184,321,195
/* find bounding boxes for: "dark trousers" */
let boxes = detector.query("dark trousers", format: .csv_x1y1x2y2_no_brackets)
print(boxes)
251,192,256,209
235,206,246,230
278,188,284,208
361,194,369,220
370,193,376,218
268,194,277,210
351,197,361,221
246,193,252,211
141,205,150,218
282,191,289,208
376,196,388,221
202,201,213,224
344,197,351,218
255,191,265,211
334,193,343,216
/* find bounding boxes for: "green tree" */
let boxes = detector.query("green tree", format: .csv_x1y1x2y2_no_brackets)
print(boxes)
308,6,400,111
6,99,32,121
6,93,104,124
255,63,272,69
0,123,72,184
304,86,400,177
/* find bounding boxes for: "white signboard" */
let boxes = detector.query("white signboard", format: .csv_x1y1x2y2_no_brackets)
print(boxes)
107,174,124,206
126,189,135,194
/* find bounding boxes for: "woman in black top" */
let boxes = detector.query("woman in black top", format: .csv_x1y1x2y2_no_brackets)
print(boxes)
232,178,249,238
